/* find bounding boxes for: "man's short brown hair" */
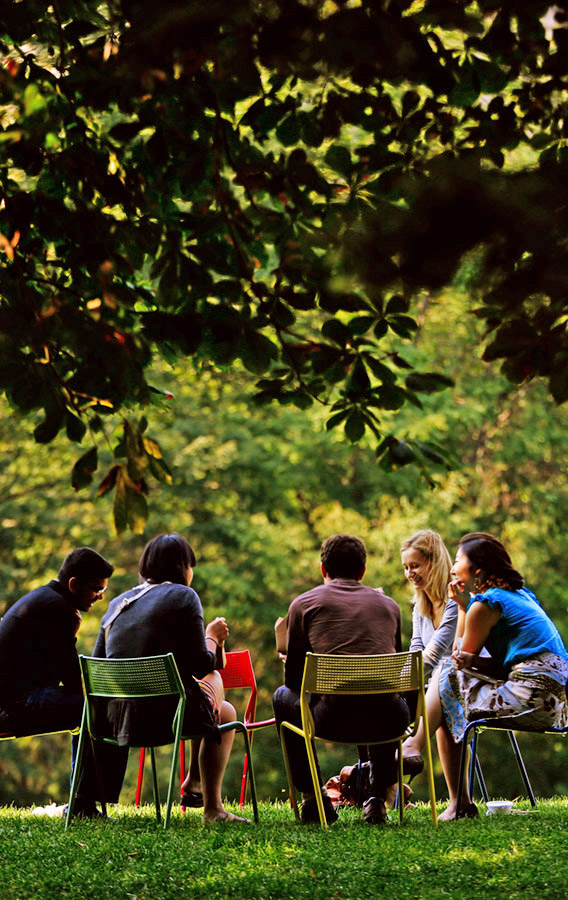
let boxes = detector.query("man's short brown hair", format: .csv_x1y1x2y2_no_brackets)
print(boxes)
320,534,366,580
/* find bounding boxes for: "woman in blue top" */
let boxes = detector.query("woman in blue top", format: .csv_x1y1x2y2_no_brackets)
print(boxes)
432,532,568,820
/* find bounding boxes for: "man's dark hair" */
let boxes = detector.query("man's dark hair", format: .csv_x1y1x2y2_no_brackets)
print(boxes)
58,547,114,585
320,534,366,580
139,533,196,585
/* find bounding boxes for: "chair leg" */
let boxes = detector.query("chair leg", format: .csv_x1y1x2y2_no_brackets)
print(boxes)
419,696,438,826
508,731,536,807
397,739,404,825
240,751,250,809
467,731,487,801
456,722,476,818
238,724,258,824
90,735,108,818
150,747,161,824
66,710,87,830
179,739,186,809
240,728,255,809
279,723,300,820
475,756,488,802
135,748,146,806
303,735,327,828
164,736,182,829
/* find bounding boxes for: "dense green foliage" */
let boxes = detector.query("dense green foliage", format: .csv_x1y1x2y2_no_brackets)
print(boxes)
2,800,568,900
2,1,568,529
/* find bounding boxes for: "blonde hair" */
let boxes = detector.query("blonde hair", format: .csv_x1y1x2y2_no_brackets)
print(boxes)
401,530,452,620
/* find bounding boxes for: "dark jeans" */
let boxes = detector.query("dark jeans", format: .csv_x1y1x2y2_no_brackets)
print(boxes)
72,737,129,804
0,686,83,736
273,685,410,798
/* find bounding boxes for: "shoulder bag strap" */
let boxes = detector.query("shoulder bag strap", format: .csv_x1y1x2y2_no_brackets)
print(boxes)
103,581,171,643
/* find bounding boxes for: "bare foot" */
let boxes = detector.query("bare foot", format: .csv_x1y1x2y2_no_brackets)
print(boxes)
203,810,252,824
438,801,477,821
437,804,458,822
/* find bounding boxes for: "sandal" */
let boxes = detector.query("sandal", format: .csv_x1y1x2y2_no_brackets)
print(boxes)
402,754,424,781
181,790,203,808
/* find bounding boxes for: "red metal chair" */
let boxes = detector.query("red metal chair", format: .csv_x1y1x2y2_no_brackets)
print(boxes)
135,649,275,808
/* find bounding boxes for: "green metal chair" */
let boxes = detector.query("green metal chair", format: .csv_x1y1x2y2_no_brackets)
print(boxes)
66,653,259,829
67,653,186,829
279,650,438,828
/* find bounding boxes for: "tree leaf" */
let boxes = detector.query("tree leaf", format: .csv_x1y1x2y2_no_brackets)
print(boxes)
344,410,366,443
325,145,352,176
70,446,99,491
345,358,371,395
34,412,64,444
239,330,278,375
66,412,87,443
326,409,349,430
405,372,454,393
113,468,128,534
125,482,149,535
97,463,120,497
322,319,351,345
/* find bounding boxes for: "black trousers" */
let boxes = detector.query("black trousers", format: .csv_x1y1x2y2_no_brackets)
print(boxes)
0,686,83,736
272,685,410,798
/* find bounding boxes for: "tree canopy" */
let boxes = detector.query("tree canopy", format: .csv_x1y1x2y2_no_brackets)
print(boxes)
1,0,568,529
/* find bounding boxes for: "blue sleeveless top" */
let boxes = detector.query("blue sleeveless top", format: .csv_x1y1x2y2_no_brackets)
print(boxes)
467,587,568,669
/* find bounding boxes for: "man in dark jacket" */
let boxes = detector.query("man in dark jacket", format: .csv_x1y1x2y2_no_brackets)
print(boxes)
0,548,114,736
273,533,409,825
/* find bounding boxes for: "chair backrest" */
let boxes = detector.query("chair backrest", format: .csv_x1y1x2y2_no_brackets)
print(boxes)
79,653,187,747
221,650,257,691
299,651,425,746
301,650,423,697
80,653,186,700
220,650,258,725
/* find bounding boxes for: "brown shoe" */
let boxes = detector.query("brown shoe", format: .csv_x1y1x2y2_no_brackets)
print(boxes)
362,796,388,825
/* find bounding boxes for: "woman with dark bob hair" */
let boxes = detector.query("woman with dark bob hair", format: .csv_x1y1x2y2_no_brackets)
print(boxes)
73,534,248,823
423,532,568,820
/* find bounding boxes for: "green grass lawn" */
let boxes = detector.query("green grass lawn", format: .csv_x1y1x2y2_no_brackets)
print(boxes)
1,799,567,900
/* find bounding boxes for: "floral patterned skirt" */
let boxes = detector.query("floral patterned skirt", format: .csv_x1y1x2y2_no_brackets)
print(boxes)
439,652,568,743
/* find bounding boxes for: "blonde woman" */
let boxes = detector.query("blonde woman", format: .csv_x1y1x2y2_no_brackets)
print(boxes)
400,530,457,777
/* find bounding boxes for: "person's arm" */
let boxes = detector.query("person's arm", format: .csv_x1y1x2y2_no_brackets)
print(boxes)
178,590,217,679
205,617,229,669
454,605,466,650
409,605,425,654
422,600,458,669
92,619,108,657
284,600,308,694
58,608,83,694
452,601,501,672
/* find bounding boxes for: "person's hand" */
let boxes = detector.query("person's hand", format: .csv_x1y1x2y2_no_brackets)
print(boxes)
72,609,83,636
451,648,475,671
206,616,229,646
448,578,469,608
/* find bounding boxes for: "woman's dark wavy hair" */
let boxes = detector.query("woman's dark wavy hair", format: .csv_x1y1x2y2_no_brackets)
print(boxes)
139,533,196,585
458,532,524,590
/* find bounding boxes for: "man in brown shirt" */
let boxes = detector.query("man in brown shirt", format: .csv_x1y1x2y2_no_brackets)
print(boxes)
273,534,409,824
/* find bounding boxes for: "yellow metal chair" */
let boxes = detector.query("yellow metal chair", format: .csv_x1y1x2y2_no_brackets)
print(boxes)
279,650,437,828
